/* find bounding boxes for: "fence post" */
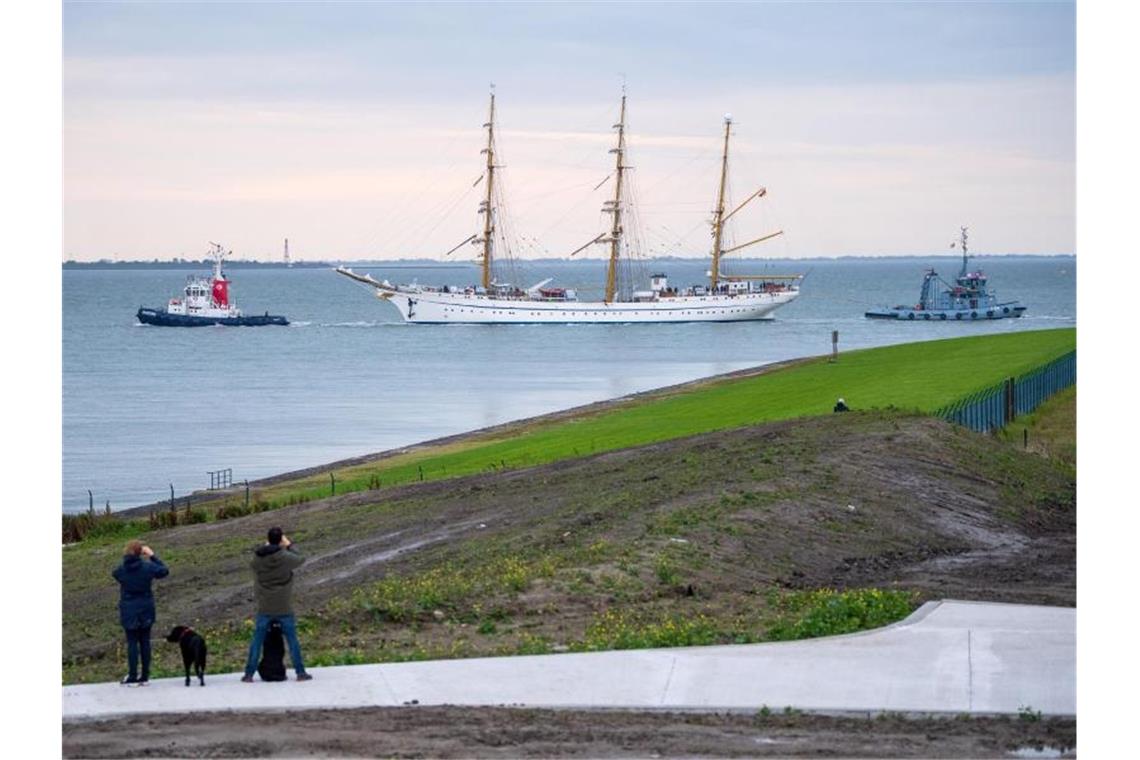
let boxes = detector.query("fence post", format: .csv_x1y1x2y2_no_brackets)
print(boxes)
88,490,94,517
170,484,175,513
330,472,335,496
830,330,839,363
1004,377,1015,426
245,480,250,511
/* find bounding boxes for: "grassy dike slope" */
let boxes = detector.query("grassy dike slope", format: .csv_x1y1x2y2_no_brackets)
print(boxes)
64,329,1075,684
180,328,1076,511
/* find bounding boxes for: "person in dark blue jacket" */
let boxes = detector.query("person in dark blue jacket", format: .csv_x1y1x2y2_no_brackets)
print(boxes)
111,539,169,685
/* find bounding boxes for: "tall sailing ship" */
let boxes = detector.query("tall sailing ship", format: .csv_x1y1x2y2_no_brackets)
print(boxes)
337,93,802,324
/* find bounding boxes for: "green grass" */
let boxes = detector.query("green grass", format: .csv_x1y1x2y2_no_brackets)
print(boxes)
210,329,1074,506
765,588,919,641
78,329,1074,543
1000,385,1076,471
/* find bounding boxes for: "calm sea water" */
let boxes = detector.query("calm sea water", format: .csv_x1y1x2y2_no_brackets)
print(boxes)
62,256,1075,513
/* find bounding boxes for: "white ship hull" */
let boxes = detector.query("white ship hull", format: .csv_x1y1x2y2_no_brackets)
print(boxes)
372,287,799,324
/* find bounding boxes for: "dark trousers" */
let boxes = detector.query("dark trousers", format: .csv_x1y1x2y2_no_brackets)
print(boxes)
124,626,152,682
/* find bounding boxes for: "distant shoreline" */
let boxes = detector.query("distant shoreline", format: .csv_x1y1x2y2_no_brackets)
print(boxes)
63,253,1076,270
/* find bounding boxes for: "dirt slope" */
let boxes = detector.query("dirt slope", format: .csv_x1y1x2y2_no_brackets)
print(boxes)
63,409,1074,685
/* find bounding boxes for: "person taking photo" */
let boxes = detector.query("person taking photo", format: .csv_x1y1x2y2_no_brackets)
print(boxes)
112,540,169,686
242,527,312,682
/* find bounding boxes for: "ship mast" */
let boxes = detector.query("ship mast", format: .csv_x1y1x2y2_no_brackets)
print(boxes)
709,115,732,292
476,90,497,290
602,94,628,303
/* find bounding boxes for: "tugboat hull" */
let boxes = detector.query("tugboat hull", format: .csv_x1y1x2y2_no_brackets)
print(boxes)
137,308,288,327
865,304,1026,321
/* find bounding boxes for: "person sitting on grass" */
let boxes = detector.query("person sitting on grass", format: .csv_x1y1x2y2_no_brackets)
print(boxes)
112,540,169,686
833,397,850,413
242,527,312,682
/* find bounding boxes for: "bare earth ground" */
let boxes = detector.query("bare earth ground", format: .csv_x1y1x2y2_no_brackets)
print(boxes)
63,707,1076,758
63,400,1075,758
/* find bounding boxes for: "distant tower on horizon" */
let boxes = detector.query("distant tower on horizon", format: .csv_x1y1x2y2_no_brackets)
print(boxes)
284,238,292,268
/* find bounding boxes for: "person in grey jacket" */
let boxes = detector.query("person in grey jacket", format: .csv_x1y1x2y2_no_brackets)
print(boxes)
241,527,312,682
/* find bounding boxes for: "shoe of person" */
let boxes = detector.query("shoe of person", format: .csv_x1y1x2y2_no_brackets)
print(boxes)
241,674,255,683
138,680,150,686
120,677,140,687
295,673,313,682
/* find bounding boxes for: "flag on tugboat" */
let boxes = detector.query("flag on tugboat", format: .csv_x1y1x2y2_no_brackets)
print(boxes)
212,278,229,306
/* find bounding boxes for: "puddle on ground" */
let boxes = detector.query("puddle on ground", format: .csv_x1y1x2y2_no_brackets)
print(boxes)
313,521,485,584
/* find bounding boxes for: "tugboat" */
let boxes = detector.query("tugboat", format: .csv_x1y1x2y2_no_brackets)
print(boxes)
136,243,288,327
865,227,1026,321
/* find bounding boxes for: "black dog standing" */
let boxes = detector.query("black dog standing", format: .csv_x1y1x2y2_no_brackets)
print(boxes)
165,626,208,686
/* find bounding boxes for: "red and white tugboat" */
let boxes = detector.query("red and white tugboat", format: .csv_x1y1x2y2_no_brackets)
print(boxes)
136,243,288,327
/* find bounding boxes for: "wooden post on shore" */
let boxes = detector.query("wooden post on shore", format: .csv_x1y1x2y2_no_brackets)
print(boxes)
330,473,336,496
830,331,839,363
88,490,94,516
170,484,175,513
245,480,250,511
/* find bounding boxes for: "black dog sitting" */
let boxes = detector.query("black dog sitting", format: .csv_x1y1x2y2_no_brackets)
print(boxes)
165,625,207,687
257,621,288,682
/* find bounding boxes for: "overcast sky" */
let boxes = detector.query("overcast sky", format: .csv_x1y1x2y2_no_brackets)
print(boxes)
64,1,1075,261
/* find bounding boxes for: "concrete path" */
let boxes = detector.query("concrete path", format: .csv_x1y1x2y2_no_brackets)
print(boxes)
63,600,1075,720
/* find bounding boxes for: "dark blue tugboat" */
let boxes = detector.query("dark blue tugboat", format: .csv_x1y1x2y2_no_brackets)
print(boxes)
137,243,288,327
865,227,1026,321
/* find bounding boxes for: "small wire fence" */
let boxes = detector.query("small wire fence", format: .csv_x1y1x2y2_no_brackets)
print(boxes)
935,350,1076,433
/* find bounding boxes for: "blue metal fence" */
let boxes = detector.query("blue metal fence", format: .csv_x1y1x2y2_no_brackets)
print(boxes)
935,350,1076,433
1013,350,1076,417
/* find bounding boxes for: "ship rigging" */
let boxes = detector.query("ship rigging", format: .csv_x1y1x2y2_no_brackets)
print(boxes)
337,92,803,323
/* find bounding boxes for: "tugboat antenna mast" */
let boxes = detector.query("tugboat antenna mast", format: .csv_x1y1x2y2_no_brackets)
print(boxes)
959,226,969,278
